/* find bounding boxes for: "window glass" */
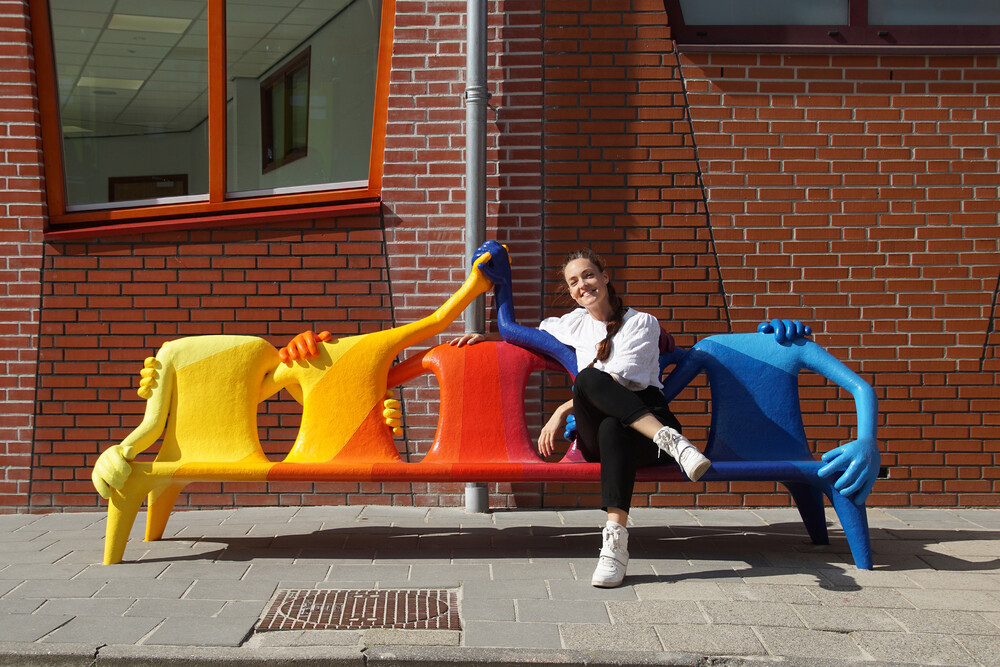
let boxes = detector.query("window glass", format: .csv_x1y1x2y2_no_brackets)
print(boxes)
677,0,848,26
869,0,1000,25
50,0,209,210
226,0,382,197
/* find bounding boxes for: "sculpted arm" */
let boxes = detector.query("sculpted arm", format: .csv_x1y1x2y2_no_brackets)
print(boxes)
92,356,174,499
800,342,880,505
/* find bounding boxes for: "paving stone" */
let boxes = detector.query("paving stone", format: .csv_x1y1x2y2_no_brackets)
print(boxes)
546,579,638,601
808,586,918,609
517,599,609,624
699,600,805,628
0,563,88,580
35,597,134,616
632,580,727,601
125,598,225,617
409,562,489,582
462,579,549,600
659,623,768,656
491,561,574,580
0,515,42,530
42,615,161,645
144,616,256,647
688,509,769,527
715,582,820,604
460,598,515,621
74,561,169,579
755,626,866,659
0,598,43,613
606,600,705,626
0,614,73,642
0,548,74,566
899,588,1000,612
3,579,106,599
736,566,837,587
217,600,268,620
325,563,410,582
904,570,1000,591
159,561,251,580
816,566,923,589
854,630,980,666
243,562,330,582
361,629,459,646
955,634,1000,667
953,511,1000,529
290,505,364,522
491,510,566,527
889,608,1000,636
184,579,276,601
560,622,662,651
792,605,901,632
918,554,1000,572
463,620,561,649
96,578,193,599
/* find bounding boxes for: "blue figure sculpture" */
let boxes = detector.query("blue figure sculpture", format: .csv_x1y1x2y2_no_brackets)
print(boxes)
659,333,879,568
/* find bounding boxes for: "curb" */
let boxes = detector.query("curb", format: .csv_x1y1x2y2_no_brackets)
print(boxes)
0,644,931,667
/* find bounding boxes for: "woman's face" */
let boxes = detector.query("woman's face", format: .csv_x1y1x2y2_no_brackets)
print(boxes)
563,258,610,310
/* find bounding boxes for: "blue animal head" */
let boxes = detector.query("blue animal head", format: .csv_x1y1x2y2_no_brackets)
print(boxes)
472,240,512,287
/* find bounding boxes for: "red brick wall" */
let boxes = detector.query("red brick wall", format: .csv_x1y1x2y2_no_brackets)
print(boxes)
0,0,44,512
9,0,1000,512
679,52,1000,506
33,220,395,509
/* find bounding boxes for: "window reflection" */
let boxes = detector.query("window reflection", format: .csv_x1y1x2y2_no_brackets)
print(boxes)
51,0,209,209
677,0,848,26
226,0,382,196
869,0,1000,25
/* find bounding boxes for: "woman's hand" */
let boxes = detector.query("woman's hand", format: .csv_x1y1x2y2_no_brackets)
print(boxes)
538,412,564,458
538,399,574,458
447,332,499,347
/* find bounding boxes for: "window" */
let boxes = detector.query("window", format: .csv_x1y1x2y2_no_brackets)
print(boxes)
261,48,310,174
665,0,1000,51
31,0,393,230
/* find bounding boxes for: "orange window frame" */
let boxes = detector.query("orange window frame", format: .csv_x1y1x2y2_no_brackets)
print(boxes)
30,0,395,234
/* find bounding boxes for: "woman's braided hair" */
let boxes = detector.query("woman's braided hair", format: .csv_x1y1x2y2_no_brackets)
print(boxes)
562,249,626,365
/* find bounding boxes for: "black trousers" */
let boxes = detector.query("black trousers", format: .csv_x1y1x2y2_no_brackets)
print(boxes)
572,367,682,513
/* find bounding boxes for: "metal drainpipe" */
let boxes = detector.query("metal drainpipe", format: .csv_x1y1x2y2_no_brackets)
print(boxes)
464,0,489,513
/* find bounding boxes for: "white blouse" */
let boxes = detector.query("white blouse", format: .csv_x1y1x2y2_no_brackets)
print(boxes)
537,307,663,390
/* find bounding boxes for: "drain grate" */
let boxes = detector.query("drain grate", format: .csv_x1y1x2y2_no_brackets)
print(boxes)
257,589,460,631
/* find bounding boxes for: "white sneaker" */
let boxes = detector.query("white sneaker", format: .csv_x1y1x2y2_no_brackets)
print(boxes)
591,521,629,588
654,426,711,482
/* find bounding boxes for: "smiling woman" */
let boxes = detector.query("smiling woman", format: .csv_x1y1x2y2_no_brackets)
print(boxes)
31,0,393,229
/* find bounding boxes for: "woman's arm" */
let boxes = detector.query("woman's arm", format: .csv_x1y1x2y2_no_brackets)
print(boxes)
538,399,574,458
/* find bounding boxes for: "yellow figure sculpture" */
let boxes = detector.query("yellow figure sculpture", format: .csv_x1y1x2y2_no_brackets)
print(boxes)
92,247,500,564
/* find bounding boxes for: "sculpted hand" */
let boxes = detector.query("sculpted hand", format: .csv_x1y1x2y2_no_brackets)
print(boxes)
382,390,403,436
818,436,880,506
757,319,812,343
562,413,577,442
92,444,137,499
448,332,496,347
278,330,332,363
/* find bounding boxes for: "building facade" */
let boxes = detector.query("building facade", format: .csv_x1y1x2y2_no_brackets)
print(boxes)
2,0,998,513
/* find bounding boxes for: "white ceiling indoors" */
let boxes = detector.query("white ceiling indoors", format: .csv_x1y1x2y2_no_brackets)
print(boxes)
51,0,355,138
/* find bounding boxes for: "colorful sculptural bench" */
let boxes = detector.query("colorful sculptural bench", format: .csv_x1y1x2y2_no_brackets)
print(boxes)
93,242,878,570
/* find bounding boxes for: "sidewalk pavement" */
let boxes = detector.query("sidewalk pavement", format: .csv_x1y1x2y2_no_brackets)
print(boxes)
1,505,998,667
